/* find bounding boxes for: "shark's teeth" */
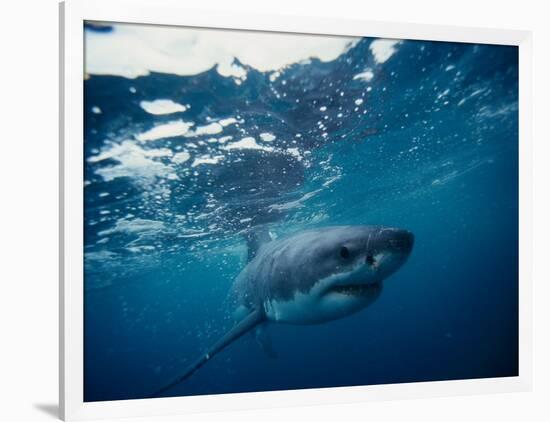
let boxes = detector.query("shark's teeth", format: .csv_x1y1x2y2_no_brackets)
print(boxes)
330,282,381,296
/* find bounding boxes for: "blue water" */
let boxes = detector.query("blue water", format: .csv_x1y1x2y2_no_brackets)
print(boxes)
84,36,518,402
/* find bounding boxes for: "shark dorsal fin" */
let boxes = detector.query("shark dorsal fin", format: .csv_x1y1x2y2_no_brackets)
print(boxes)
244,227,273,262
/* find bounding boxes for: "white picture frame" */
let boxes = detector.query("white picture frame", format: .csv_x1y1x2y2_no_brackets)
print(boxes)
60,0,533,420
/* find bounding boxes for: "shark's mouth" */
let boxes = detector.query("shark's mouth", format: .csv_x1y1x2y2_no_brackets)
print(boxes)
329,281,382,296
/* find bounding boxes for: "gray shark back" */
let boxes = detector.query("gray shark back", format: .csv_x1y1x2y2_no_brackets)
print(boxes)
232,226,387,306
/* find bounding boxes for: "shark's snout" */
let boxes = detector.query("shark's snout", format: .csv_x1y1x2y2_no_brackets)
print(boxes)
364,228,414,280
389,229,414,253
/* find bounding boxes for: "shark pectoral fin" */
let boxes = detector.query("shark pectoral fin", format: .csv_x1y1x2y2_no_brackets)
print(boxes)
233,304,250,322
255,324,278,359
149,309,265,398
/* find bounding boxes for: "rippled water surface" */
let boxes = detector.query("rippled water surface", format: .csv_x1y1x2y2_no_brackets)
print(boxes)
84,25,518,401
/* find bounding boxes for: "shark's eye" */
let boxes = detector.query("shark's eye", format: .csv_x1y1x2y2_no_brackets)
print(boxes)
366,255,376,266
340,246,350,259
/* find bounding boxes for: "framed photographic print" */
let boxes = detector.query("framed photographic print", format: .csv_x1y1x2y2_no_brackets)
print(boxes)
60,0,532,420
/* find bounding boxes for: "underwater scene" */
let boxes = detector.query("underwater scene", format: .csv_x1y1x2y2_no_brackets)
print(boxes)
83,23,518,402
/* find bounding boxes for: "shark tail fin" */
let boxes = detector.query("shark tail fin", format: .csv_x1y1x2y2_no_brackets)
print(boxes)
149,309,265,398
244,227,273,262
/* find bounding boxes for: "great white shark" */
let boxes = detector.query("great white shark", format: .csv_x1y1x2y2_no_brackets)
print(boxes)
151,225,414,397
